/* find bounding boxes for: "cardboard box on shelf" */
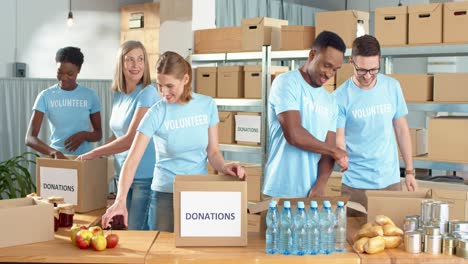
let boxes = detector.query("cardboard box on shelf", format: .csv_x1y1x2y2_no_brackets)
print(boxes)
335,63,354,88
388,74,433,102
444,1,468,44
325,172,343,196
194,27,242,54
434,73,468,102
196,67,217,98
367,189,432,229
428,117,468,162
244,65,289,98
241,17,288,51
217,66,244,98
121,2,160,30
218,111,235,144
36,157,108,213
408,3,443,45
173,174,247,246
375,6,408,46
280,25,315,50
0,197,54,248
315,10,369,48
398,128,428,157
235,112,261,146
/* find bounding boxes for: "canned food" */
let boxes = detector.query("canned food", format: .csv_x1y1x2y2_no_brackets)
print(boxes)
458,239,468,250
451,221,468,234
405,231,422,254
404,215,420,232
456,247,468,258
431,201,449,222
432,221,448,235
425,226,440,236
425,234,442,255
421,200,434,226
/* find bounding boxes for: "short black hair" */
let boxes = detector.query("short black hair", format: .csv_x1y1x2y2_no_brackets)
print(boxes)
352,35,381,57
55,47,84,68
312,31,346,54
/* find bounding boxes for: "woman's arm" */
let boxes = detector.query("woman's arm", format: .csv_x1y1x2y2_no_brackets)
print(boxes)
25,110,66,159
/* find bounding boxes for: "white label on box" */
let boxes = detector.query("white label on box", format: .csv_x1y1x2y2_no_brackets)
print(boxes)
180,191,241,237
235,115,261,143
40,167,78,205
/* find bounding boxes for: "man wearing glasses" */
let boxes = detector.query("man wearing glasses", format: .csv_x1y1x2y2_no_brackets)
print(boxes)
334,35,418,210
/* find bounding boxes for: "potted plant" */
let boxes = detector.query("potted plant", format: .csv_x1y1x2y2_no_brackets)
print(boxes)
0,152,38,199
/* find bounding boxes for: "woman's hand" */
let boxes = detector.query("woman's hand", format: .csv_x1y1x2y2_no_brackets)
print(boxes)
221,163,246,180
76,151,99,160
64,131,89,152
101,199,128,229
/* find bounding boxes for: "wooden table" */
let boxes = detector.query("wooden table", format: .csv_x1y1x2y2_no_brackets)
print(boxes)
347,217,468,264
0,230,158,264
146,232,360,264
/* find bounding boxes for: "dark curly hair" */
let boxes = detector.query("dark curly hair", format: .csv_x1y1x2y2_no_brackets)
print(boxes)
55,47,84,69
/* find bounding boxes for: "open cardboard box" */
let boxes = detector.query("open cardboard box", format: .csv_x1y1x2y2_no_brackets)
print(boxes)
0,197,54,248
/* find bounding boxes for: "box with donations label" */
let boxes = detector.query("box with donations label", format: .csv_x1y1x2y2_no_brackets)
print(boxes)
235,112,261,145
36,157,107,213
173,174,247,247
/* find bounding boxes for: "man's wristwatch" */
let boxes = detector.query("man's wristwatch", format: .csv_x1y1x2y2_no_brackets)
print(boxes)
405,169,415,175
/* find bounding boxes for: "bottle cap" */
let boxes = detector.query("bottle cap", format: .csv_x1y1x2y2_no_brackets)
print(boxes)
283,200,291,208
324,200,331,208
269,200,277,208
337,201,344,207
310,201,318,208
297,201,305,209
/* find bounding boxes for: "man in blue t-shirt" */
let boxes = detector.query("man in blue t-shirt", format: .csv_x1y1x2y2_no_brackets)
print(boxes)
334,35,418,209
262,31,349,198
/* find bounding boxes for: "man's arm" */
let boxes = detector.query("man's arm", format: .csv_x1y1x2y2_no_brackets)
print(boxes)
393,116,418,192
308,131,337,197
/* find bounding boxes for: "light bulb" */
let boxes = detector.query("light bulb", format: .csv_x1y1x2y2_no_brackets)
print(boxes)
67,11,73,27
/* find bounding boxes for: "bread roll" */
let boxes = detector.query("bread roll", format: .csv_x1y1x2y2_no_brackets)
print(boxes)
375,215,395,226
364,236,386,254
383,224,403,236
361,222,374,229
357,225,384,238
353,237,369,253
383,236,402,249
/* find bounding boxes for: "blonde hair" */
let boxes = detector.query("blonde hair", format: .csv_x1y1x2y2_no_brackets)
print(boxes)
156,51,193,103
111,40,151,93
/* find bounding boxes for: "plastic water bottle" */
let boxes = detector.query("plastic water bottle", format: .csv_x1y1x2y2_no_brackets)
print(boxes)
326,201,336,254
265,200,279,254
319,200,333,254
279,200,293,255
334,201,347,252
293,201,307,256
307,201,320,255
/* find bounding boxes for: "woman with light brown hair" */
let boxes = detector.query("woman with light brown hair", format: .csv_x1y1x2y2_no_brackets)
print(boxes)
102,51,246,232
78,40,159,230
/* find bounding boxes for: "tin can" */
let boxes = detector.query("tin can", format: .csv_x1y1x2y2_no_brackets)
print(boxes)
404,215,420,232
432,221,448,235
451,221,468,234
431,201,449,222
421,200,434,226
442,236,456,256
456,239,468,258
405,231,422,254
425,226,440,236
425,234,442,254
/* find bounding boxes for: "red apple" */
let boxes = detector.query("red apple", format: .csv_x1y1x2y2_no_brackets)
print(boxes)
70,224,87,245
88,226,103,236
75,230,93,249
91,235,107,251
105,233,119,248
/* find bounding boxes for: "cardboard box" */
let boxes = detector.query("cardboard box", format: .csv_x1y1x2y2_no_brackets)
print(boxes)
107,156,115,185
207,162,217,174
398,128,428,157
194,27,242,54
218,111,235,144
235,112,261,145
121,3,160,30
444,1,468,43
36,157,108,213
280,25,315,50
388,74,433,102
434,73,468,102
336,63,354,87
217,66,244,98
375,6,408,46
0,198,54,248
241,17,288,51
367,190,432,229
244,65,289,98
173,175,247,247
408,3,443,45
323,85,335,94
325,172,342,196
244,163,262,202
428,117,468,162
247,213,261,232
196,67,217,98
315,10,369,48
431,186,468,221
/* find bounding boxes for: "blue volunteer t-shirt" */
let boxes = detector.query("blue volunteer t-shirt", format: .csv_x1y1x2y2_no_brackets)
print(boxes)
32,84,101,155
334,74,408,189
137,93,219,193
109,84,159,180
262,70,338,197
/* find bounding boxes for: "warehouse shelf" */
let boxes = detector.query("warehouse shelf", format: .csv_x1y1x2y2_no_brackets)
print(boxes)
380,44,468,58
219,144,261,154
407,102,468,112
214,98,262,112
401,155,468,171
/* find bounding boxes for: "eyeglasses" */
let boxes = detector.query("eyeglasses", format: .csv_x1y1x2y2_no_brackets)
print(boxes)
124,56,145,65
351,61,380,76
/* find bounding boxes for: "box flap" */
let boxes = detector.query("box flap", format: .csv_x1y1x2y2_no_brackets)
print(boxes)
241,17,264,26
408,3,441,14
366,189,431,199
433,188,468,200
175,174,240,182
375,6,407,16
444,1,468,12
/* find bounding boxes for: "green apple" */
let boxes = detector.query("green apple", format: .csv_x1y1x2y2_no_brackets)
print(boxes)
88,226,104,236
76,230,93,249
91,235,107,251
70,224,87,245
